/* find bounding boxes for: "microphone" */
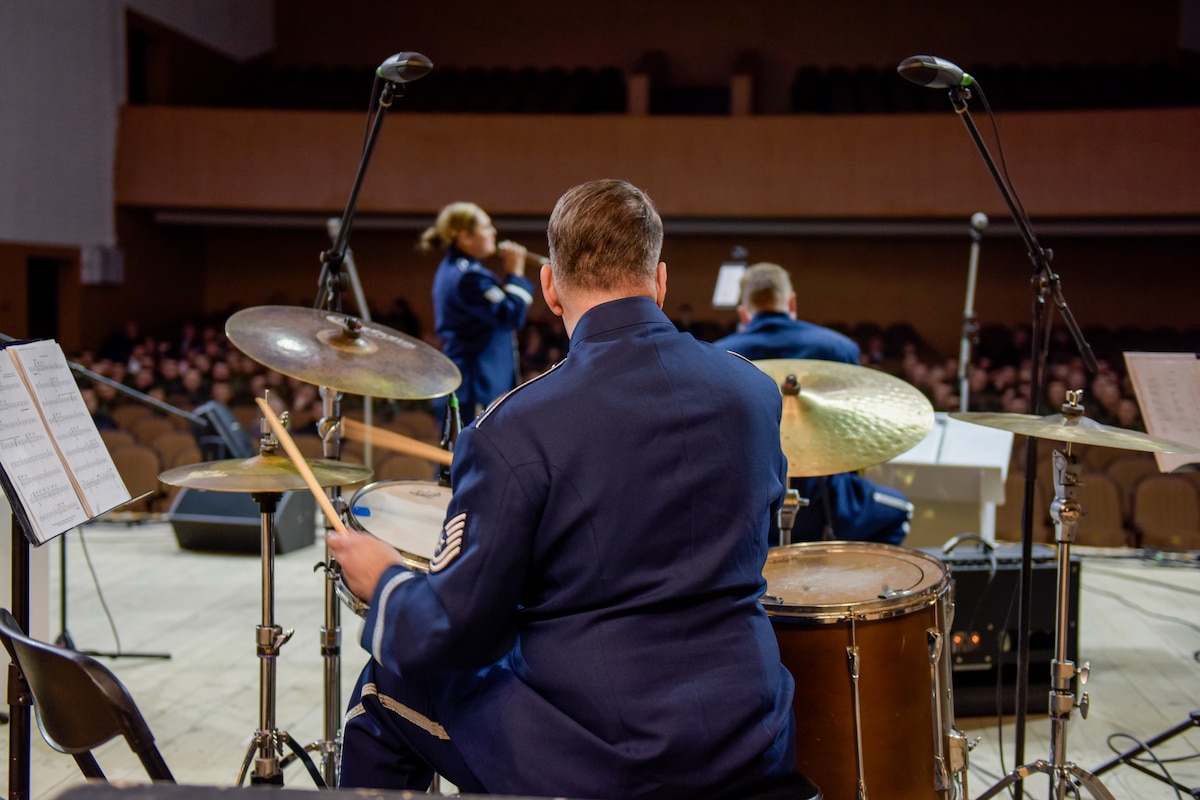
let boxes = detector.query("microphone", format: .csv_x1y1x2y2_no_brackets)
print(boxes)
897,55,974,89
971,212,989,231
498,240,551,266
377,51,433,84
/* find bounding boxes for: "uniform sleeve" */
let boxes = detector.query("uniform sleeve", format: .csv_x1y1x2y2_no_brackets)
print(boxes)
360,422,538,674
457,270,535,331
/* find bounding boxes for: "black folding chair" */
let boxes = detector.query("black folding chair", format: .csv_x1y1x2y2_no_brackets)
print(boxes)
0,608,174,782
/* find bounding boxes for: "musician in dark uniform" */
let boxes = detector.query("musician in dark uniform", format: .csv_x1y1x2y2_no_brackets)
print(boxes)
715,262,912,545
422,202,535,419
330,180,797,799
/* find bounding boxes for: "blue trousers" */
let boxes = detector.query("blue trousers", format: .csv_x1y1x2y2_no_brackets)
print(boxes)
340,659,487,793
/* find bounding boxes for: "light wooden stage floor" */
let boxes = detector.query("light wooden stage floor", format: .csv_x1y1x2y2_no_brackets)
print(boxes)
9,521,1200,799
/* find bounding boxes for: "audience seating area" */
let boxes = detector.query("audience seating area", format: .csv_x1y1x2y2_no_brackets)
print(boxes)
84,314,1200,548
997,444,1200,550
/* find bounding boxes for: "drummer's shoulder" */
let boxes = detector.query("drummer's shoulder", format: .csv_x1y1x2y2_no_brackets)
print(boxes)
474,359,567,428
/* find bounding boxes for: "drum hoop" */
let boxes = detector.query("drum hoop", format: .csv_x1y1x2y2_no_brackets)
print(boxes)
347,478,449,570
763,583,948,623
761,541,951,623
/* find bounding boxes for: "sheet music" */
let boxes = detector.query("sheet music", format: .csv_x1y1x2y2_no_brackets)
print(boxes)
1124,351,1200,473
0,348,88,541
12,340,130,514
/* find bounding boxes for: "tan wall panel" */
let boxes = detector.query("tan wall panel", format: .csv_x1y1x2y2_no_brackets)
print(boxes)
116,107,1200,220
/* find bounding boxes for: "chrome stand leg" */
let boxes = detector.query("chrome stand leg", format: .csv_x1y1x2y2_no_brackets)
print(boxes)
235,493,325,788
975,398,1115,800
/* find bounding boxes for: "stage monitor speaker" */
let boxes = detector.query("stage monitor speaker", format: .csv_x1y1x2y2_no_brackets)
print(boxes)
920,542,1081,719
167,488,316,554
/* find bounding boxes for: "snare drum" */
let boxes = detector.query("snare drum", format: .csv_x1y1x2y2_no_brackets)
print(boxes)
340,480,452,615
762,542,958,800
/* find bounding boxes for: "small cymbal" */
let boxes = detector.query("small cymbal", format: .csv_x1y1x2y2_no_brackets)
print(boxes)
753,359,935,477
159,454,373,493
226,306,461,399
949,411,1199,454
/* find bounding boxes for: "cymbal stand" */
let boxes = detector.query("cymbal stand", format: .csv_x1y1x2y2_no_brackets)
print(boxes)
301,57,430,786
777,489,807,546
313,384,347,785
236,483,324,788
977,393,1115,800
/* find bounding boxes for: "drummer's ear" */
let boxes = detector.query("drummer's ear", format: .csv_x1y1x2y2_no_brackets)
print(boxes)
541,263,563,317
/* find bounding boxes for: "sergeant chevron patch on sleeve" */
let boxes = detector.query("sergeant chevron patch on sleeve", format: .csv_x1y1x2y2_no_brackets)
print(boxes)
430,511,467,573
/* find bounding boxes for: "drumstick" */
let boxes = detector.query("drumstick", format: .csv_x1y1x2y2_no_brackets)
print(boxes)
341,417,453,467
254,396,348,535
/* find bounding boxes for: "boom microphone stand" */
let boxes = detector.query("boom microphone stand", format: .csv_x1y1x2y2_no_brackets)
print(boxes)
306,51,432,787
898,55,1099,798
957,212,987,412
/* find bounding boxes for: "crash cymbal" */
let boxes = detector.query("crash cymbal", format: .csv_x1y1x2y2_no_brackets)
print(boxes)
753,359,935,477
159,454,373,493
226,306,461,399
949,411,1199,454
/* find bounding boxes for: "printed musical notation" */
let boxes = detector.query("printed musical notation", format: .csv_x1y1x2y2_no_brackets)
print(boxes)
1125,351,1200,473
0,340,131,544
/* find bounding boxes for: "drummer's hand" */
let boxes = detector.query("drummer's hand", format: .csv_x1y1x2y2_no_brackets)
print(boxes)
327,530,406,604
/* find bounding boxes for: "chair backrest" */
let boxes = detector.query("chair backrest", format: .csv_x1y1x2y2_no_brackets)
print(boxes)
99,429,136,454
375,452,439,482
1131,473,1200,550
130,416,176,447
1105,453,1160,518
110,404,154,431
0,608,174,782
110,445,164,512
149,431,200,470
1074,472,1130,547
995,473,1051,543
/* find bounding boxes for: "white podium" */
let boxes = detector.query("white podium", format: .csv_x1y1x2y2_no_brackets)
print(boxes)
865,412,1014,549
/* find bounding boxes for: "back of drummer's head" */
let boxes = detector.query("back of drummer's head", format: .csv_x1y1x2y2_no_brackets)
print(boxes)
547,179,663,294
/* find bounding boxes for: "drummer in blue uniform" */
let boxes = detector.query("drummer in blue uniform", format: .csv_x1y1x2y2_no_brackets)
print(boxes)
330,180,797,799
715,261,912,545
421,201,535,420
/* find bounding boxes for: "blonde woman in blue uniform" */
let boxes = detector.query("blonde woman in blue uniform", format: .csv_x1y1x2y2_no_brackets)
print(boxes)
422,202,535,419
331,180,796,800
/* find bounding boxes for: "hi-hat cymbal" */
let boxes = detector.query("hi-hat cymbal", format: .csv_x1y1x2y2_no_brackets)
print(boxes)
949,411,1199,454
226,306,461,399
159,454,373,493
753,359,935,477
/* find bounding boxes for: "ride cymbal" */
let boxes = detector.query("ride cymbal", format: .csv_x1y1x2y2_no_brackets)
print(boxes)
226,306,461,399
159,454,373,493
948,411,1199,454
753,359,935,477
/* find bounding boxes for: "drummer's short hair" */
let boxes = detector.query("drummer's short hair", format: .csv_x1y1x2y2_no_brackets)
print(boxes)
739,262,793,313
547,179,662,292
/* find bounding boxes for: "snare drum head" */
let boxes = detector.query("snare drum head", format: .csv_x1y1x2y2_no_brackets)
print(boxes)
349,480,451,566
762,541,948,620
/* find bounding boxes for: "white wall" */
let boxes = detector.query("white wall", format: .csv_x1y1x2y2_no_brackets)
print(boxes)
0,0,271,249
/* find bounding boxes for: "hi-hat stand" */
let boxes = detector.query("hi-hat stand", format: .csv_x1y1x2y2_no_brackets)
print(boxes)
975,394,1114,800
235,483,324,788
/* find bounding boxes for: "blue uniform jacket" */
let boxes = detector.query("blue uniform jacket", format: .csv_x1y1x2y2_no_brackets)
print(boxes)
714,311,861,364
716,312,910,544
432,247,534,415
361,296,796,799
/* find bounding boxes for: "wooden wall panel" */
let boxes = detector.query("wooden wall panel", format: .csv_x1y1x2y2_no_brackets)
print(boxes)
116,106,1200,220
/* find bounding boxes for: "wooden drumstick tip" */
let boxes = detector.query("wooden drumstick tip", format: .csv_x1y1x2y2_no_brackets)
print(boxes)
254,396,349,535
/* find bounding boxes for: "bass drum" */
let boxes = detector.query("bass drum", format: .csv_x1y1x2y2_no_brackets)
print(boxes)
762,542,960,800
